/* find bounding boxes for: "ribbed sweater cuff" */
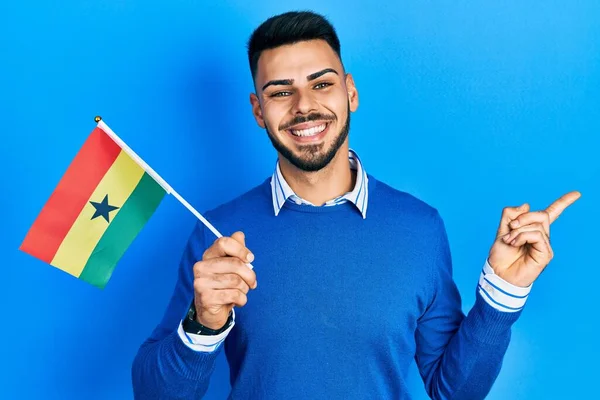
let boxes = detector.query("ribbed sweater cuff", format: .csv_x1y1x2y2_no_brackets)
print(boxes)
462,292,523,345
163,330,222,380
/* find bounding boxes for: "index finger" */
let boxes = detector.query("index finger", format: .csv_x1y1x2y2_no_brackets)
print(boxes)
546,191,581,223
204,234,254,264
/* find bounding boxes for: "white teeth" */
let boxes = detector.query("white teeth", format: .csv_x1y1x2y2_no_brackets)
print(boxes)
291,123,327,137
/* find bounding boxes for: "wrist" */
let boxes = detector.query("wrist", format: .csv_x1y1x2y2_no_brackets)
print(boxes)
183,302,233,335
197,314,230,331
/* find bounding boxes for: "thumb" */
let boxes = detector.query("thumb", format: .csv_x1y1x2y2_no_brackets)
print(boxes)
230,231,246,247
496,203,530,237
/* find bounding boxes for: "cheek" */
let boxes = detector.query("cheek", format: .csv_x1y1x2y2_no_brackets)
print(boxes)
262,102,289,130
316,90,347,114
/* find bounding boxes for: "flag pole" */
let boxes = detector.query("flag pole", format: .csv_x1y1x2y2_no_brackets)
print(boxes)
93,116,253,269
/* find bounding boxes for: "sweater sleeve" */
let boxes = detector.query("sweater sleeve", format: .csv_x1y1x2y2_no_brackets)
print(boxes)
414,211,523,400
131,221,224,399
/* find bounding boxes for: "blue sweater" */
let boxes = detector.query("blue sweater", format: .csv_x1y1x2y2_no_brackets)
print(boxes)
132,176,521,399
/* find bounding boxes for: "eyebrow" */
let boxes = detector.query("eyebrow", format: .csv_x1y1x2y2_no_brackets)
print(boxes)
261,68,339,91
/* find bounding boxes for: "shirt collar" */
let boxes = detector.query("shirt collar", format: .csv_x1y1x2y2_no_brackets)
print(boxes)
270,149,369,219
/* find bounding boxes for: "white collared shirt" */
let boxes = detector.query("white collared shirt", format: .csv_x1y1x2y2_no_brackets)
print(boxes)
270,149,369,218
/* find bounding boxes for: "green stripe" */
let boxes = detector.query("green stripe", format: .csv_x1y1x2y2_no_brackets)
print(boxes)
79,173,166,288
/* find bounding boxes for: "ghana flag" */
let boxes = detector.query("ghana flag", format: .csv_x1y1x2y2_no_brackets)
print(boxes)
20,122,167,289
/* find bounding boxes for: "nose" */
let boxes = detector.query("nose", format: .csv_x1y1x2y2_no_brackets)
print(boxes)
292,88,318,115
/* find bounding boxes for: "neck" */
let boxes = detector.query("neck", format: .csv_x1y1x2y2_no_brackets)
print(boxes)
278,144,356,206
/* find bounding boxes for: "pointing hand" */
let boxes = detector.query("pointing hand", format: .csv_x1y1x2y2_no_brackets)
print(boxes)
488,191,581,287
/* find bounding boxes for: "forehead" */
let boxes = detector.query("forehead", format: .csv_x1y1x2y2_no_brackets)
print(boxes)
255,39,342,85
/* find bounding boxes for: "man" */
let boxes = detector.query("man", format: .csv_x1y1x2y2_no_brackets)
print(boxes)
131,10,580,399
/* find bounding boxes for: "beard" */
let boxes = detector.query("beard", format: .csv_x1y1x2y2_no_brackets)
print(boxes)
265,103,351,172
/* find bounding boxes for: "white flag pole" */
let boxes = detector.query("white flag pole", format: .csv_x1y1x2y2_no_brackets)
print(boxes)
94,117,253,269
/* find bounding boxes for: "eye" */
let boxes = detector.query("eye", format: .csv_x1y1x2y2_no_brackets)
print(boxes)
314,82,332,90
270,91,292,97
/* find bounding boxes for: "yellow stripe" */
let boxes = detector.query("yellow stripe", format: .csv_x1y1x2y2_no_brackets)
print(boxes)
50,151,145,277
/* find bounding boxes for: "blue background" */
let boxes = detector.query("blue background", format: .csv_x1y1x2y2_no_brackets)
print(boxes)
2,1,598,399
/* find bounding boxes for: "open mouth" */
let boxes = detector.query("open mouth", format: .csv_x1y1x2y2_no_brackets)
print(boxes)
286,121,331,142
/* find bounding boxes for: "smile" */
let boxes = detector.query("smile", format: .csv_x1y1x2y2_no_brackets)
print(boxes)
289,122,328,137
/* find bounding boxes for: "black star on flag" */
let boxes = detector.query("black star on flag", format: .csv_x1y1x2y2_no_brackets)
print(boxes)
90,194,120,223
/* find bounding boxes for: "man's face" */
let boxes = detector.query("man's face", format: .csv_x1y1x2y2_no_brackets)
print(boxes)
250,39,359,172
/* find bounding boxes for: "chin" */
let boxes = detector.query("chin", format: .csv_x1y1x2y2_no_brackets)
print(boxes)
266,111,350,172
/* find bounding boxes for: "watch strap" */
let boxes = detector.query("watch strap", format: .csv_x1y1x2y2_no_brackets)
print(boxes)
182,301,233,336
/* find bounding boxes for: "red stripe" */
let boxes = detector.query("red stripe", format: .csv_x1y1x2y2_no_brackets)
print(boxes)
20,127,122,262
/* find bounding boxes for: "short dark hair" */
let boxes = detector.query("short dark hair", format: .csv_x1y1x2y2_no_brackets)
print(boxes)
247,11,342,80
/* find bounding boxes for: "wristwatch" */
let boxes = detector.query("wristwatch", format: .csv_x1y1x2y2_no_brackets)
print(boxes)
182,301,233,335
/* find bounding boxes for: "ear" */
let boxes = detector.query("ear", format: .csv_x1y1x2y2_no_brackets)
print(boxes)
249,93,265,128
345,73,359,112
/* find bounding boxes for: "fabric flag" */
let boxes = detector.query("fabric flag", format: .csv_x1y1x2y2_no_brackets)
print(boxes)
20,124,166,289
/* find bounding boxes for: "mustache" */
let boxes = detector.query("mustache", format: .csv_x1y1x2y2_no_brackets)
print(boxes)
279,113,335,131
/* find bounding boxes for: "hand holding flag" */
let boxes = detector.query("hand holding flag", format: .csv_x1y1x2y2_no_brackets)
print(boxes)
192,231,257,330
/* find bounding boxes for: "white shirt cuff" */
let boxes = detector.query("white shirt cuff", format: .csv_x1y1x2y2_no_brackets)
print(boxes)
478,259,532,313
177,308,236,352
